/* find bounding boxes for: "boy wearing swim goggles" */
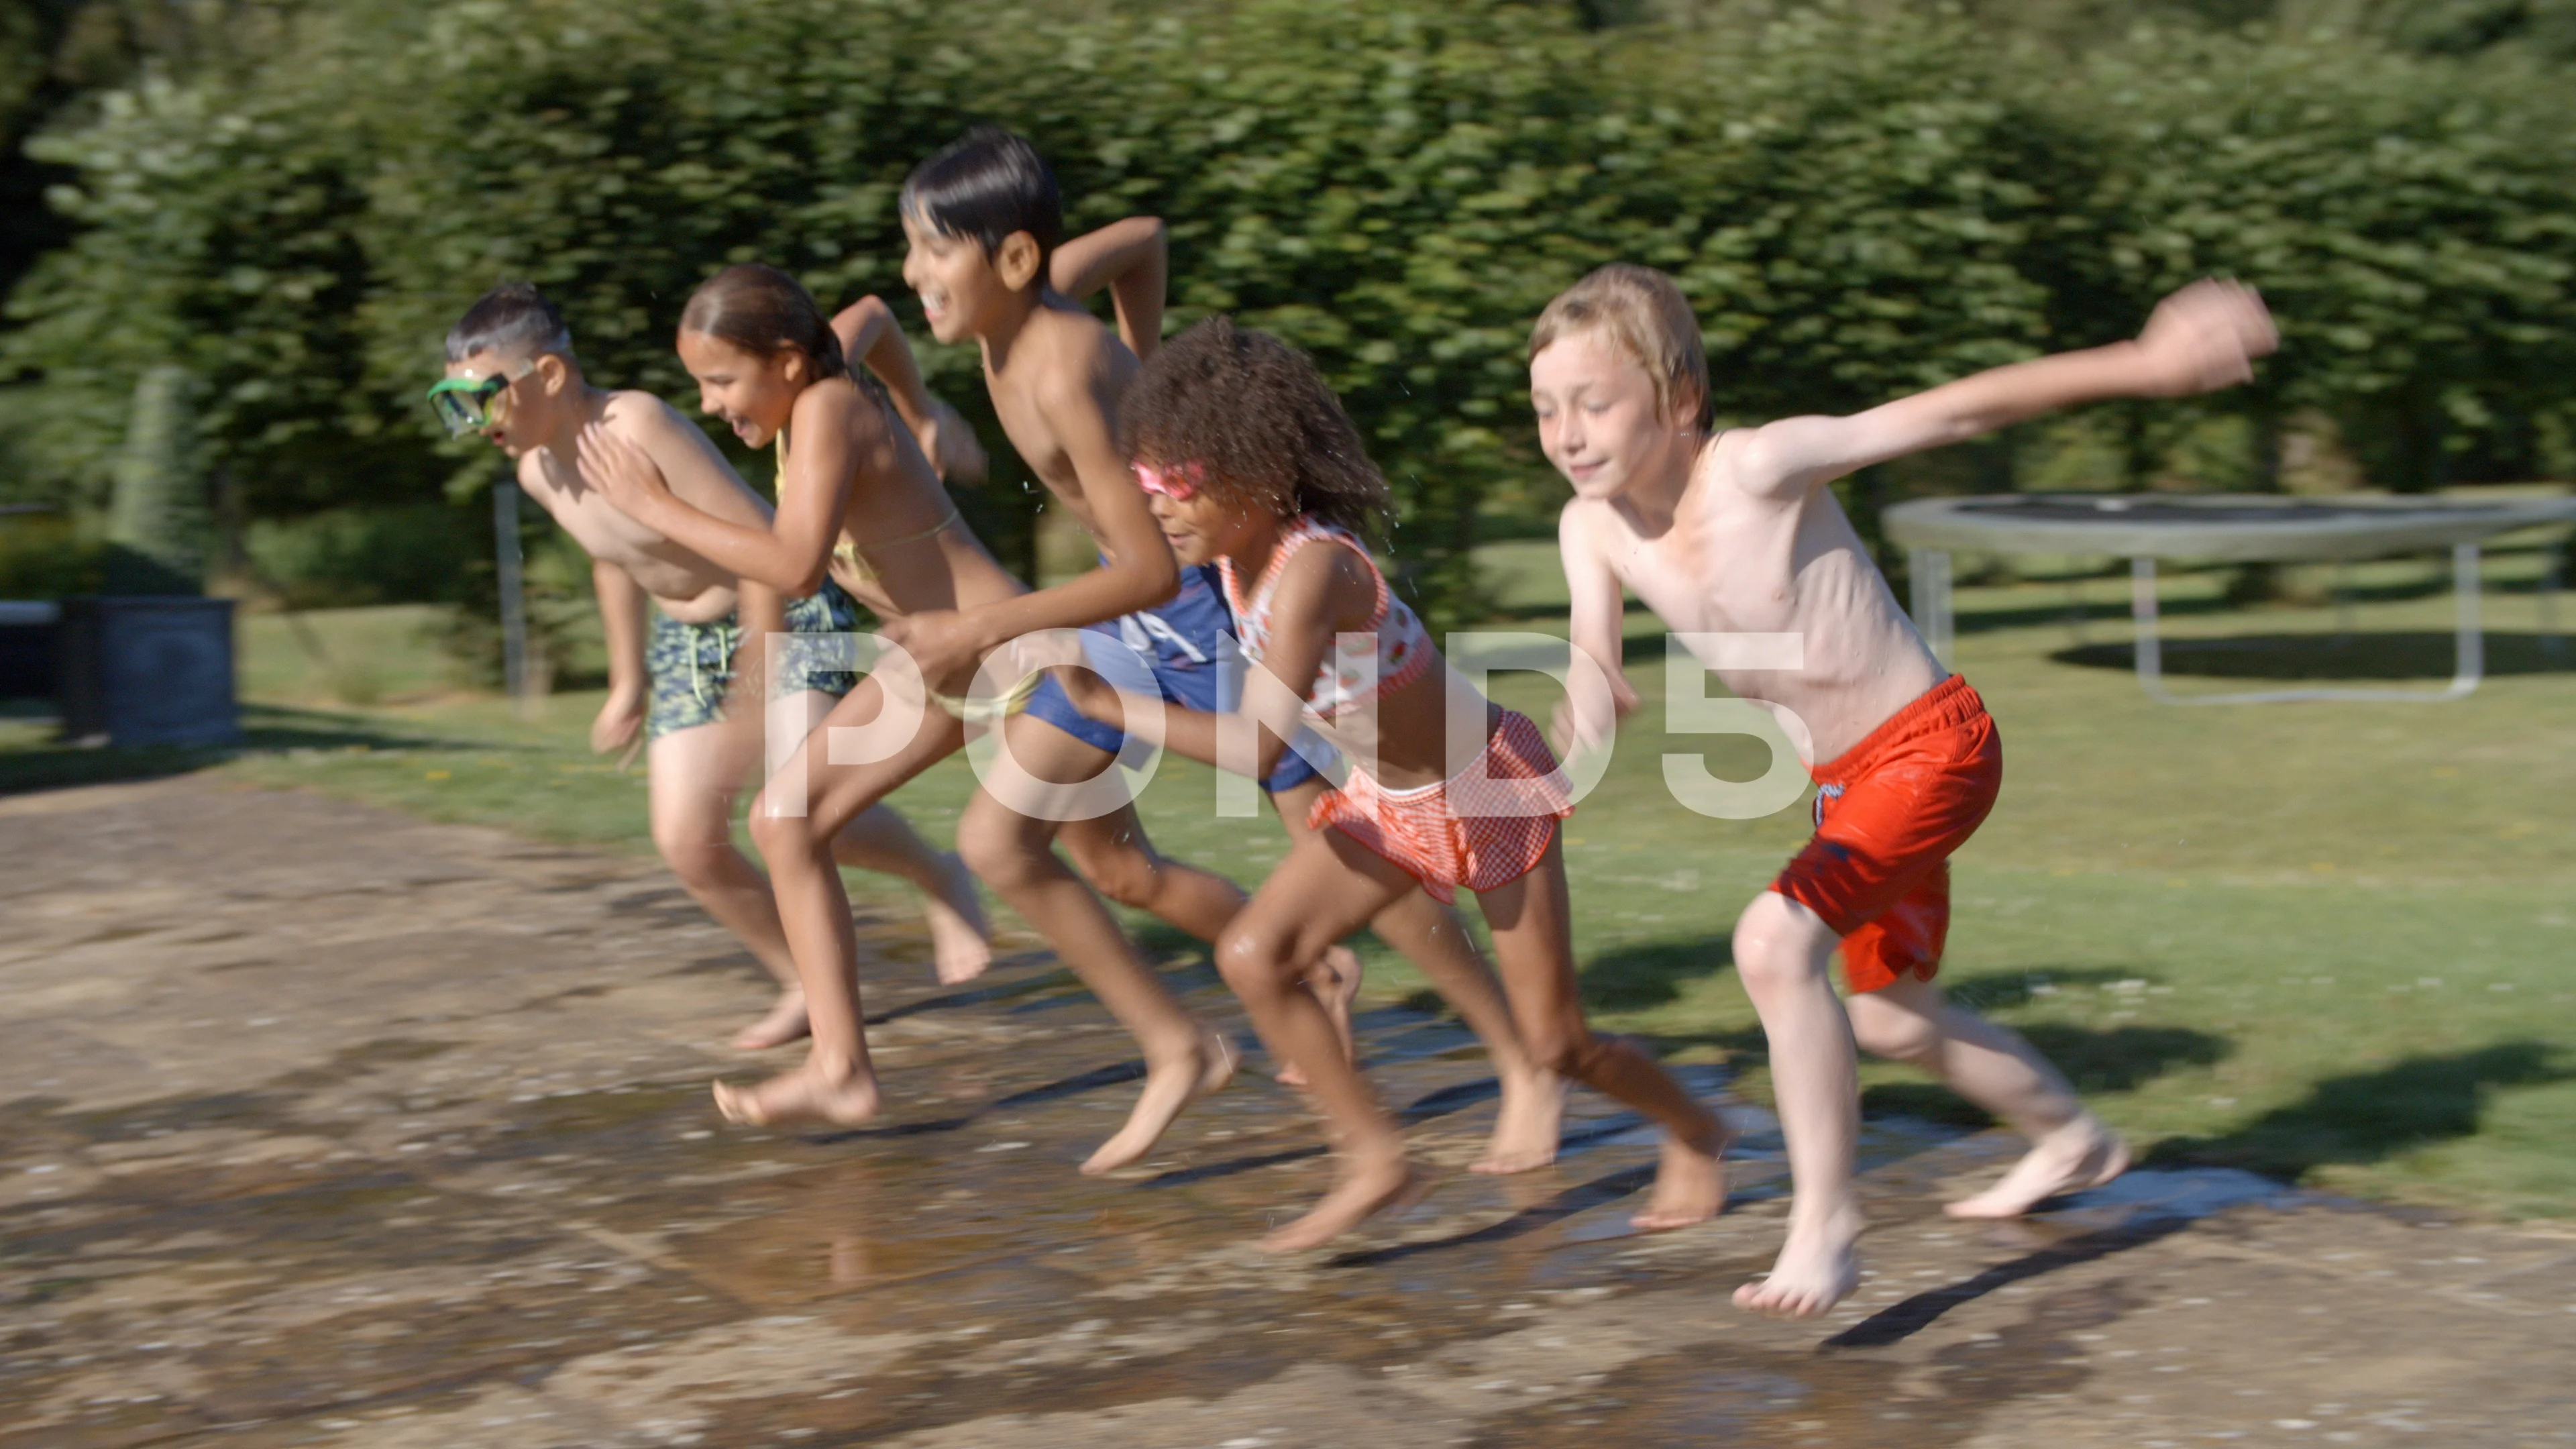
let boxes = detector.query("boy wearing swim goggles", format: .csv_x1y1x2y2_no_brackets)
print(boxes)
431,283,995,1049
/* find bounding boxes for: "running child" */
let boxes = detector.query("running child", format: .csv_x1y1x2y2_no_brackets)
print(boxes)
870,128,1565,1169
428,283,989,1051
1527,266,2277,1316
1058,317,1727,1248
578,262,1236,1163
849,137,1564,1165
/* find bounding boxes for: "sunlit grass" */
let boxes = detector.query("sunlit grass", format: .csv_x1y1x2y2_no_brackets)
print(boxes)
7,535,2573,1217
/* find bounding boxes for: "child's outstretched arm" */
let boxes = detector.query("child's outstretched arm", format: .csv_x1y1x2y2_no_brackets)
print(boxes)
1058,649,1311,779
1057,540,1367,779
830,296,988,484
1049,217,1168,361
578,398,844,597
880,362,1179,680
1552,505,1640,757
1731,279,2277,499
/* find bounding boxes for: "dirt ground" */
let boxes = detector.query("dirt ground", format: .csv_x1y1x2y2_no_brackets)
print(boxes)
4,777,2573,1447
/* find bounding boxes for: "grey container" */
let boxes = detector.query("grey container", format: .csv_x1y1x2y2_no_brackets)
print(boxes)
58,596,239,747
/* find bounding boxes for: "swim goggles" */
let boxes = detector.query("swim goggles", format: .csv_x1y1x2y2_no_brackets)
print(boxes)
424,358,537,438
1133,461,1205,501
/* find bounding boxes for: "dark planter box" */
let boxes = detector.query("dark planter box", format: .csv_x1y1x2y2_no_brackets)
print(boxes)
0,601,59,701
58,596,239,747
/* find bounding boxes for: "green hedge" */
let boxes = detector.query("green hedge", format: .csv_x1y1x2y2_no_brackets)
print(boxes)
3,1,2571,627
0,514,104,599
242,502,485,609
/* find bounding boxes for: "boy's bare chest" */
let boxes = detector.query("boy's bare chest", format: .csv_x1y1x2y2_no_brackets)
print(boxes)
1610,492,1807,634
525,457,649,551
987,385,1094,525
523,455,724,596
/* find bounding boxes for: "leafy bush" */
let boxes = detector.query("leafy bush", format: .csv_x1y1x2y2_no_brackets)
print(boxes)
2,0,2570,631
101,364,209,594
241,502,485,610
0,514,105,598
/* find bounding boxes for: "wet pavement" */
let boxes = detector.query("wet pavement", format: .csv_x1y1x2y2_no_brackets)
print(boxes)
5,777,2575,1448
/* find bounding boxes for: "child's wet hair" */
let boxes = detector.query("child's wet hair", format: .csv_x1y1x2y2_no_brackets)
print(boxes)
1123,317,1391,541
678,264,851,382
1528,263,1713,429
900,127,1064,286
447,282,574,365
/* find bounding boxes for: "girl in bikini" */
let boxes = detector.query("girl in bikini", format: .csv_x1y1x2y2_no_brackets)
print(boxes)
1056,317,1729,1250
580,264,1215,1144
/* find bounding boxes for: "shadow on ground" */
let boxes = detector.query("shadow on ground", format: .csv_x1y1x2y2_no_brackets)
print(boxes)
1576,932,1735,1011
1860,1021,2233,1130
0,703,472,795
2145,1039,2575,1181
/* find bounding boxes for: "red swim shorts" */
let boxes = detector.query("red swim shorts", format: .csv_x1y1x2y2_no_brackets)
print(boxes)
1772,674,2002,994
1310,708,1573,905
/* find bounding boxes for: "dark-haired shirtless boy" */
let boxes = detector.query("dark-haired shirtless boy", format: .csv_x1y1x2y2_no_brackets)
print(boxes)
431,284,990,1047
844,129,1563,1173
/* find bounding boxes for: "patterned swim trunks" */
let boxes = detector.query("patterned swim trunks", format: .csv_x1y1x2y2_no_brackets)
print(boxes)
645,580,865,741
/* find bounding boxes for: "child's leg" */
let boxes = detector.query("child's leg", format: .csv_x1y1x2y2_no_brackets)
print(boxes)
646,720,809,1049
953,711,1233,1174
1728,888,1864,1318
760,687,988,989
1210,826,1426,1250
725,676,971,1127
1059,802,1374,1089
1271,778,1564,1172
1846,975,2127,1217
1476,833,1727,1227
1059,802,1244,936
827,799,992,986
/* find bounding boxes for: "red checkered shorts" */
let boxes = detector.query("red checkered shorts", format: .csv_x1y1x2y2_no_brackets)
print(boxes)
1309,708,1573,905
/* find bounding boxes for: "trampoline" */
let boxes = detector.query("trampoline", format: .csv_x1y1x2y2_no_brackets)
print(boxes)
1881,494,2576,704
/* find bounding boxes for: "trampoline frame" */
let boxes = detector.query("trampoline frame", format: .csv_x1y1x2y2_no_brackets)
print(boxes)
1889,494,2575,705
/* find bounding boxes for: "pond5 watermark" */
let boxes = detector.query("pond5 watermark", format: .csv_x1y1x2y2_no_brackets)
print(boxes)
759,631,1816,824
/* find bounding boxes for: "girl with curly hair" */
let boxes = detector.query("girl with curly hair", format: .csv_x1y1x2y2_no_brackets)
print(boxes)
1061,317,1729,1249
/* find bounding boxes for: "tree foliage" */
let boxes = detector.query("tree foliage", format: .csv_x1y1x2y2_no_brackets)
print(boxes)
3,0,2571,623
103,364,208,592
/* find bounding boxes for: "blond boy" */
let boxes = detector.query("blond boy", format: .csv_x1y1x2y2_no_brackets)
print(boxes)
1529,266,2275,1317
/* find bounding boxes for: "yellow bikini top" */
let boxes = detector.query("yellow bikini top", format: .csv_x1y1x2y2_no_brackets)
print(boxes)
776,427,961,588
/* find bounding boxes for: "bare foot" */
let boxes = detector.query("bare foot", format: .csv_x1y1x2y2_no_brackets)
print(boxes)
1259,1148,1428,1252
1079,1028,1237,1175
1470,1069,1566,1175
710,1061,883,1129
1733,1205,1864,1319
923,852,994,986
1631,1116,1733,1230
730,988,812,1052
1277,946,1363,1088
1944,1116,2131,1220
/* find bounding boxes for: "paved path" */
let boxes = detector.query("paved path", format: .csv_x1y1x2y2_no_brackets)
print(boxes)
3,778,2573,1448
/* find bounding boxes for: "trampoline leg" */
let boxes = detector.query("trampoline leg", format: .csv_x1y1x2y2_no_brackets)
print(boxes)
2130,556,2171,702
2541,549,2564,661
2131,545,2483,704
2443,542,2483,699
1910,548,1954,667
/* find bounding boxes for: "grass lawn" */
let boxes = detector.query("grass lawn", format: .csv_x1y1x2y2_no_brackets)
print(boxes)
6,536,2573,1220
